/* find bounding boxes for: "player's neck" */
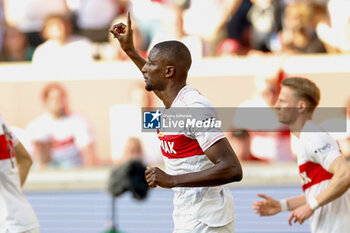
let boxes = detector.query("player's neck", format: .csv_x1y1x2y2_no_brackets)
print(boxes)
289,115,312,138
156,83,187,108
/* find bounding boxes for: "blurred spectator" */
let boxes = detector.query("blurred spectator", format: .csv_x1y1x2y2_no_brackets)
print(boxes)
233,68,294,161
0,0,4,23
228,129,269,162
226,0,252,50
110,81,163,166
129,0,165,48
32,14,93,65
216,38,248,56
0,26,34,61
247,0,282,52
99,14,147,61
0,0,5,50
74,0,122,42
274,2,326,54
335,98,350,159
182,0,238,56
316,0,350,53
148,1,203,63
26,83,98,169
3,0,70,47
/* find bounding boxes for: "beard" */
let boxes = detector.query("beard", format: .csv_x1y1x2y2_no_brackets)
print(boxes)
145,83,153,92
145,83,154,91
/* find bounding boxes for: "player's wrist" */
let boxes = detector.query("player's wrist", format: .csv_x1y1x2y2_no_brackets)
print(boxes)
279,199,288,212
307,196,320,211
122,44,136,53
169,175,178,188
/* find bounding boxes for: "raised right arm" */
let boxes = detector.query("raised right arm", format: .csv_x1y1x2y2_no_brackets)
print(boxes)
109,12,146,71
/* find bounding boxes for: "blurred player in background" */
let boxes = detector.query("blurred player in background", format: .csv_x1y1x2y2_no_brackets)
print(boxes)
0,116,40,233
110,12,242,233
253,77,350,233
27,83,97,169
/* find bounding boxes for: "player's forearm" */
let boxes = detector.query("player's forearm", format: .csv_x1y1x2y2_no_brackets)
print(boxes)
123,47,146,71
314,157,350,207
315,172,350,207
14,143,33,186
17,158,32,186
286,194,306,210
172,160,242,187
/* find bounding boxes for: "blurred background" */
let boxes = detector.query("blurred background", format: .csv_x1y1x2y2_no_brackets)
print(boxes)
0,0,349,232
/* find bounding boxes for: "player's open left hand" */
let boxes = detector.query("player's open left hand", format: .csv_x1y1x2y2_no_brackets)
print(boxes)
145,166,175,188
253,193,282,216
288,203,313,226
109,12,134,52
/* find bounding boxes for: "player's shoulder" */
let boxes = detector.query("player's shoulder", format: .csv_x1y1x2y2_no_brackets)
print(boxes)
301,121,335,142
178,85,214,108
300,121,339,154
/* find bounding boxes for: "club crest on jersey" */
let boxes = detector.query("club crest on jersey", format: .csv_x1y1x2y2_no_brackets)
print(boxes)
143,110,161,129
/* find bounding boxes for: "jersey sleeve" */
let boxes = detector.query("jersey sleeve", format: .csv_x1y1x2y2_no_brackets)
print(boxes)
189,102,225,152
304,132,342,171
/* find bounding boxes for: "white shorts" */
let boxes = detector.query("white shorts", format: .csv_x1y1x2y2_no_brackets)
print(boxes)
173,220,234,233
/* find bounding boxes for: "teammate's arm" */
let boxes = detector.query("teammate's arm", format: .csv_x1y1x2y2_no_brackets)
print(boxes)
145,138,243,188
14,142,33,186
109,12,146,71
315,156,350,206
285,194,306,210
288,156,350,225
253,193,306,216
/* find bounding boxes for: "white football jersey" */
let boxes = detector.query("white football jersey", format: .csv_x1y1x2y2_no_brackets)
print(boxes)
157,85,235,230
0,116,40,232
292,120,350,233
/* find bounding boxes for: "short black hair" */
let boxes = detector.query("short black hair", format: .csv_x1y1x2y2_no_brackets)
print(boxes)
153,40,192,72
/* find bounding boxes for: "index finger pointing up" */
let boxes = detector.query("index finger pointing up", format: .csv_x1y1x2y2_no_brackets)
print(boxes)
127,11,132,31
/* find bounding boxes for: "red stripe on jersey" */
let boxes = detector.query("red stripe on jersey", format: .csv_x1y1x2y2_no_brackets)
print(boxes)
0,134,14,160
52,137,75,149
299,161,333,191
158,134,204,159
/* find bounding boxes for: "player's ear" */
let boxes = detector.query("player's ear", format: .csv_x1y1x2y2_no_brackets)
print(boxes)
165,66,175,79
298,100,307,113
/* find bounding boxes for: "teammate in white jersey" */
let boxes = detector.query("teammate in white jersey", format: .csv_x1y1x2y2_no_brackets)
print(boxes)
253,77,350,233
0,116,40,233
110,13,243,233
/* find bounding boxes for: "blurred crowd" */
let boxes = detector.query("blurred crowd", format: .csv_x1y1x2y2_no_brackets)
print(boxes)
0,0,349,169
0,0,350,63
8,77,350,170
